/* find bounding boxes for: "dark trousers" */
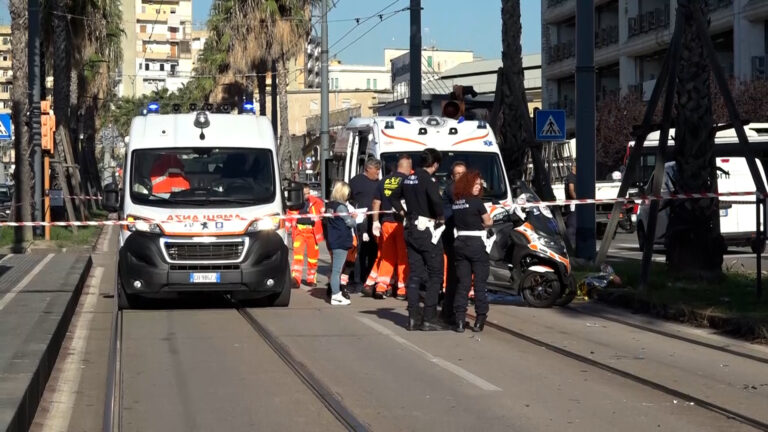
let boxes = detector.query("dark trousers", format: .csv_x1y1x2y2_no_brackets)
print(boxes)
404,225,444,321
453,237,490,320
565,210,577,249
353,224,378,286
441,225,458,319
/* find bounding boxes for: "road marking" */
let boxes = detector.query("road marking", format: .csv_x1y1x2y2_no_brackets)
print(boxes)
35,266,103,432
356,316,502,392
0,253,55,311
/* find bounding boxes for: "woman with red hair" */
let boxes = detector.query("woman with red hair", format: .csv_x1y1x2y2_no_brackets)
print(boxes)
451,170,493,332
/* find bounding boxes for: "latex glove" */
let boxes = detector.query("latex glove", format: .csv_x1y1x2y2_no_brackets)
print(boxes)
372,221,382,237
363,233,370,242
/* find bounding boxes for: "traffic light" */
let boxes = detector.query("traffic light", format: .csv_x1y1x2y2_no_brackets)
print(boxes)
305,35,321,89
40,100,55,153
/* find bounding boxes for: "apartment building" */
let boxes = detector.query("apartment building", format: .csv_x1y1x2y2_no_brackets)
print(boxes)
119,0,194,96
386,47,475,100
0,26,11,113
542,0,768,128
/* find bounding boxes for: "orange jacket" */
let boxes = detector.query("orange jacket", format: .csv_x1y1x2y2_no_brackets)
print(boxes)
287,195,324,243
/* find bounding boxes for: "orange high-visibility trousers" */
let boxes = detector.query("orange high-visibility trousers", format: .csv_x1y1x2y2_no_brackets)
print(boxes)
364,235,384,288
292,228,319,284
373,221,408,295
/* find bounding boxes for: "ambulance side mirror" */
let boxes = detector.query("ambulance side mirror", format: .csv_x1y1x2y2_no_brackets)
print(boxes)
102,182,120,213
284,181,304,211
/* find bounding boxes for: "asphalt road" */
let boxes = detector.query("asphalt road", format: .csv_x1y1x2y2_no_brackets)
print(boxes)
29,228,768,431
604,232,768,272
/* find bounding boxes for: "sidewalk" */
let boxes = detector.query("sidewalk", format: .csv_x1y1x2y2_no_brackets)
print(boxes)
0,253,92,432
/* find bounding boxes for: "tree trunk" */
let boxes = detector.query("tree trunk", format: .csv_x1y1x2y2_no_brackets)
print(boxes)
256,60,268,116
666,0,723,277
9,0,33,243
500,0,533,183
278,56,291,176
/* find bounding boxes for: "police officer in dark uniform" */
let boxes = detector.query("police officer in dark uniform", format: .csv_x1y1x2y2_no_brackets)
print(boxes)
390,148,448,331
451,170,493,332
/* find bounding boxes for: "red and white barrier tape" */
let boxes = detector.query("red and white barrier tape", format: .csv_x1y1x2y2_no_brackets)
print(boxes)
0,191,764,227
520,191,762,208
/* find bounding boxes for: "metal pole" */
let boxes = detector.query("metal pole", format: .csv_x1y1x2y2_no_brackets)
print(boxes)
757,193,763,299
271,60,278,137
408,0,422,116
320,0,330,199
575,0,596,260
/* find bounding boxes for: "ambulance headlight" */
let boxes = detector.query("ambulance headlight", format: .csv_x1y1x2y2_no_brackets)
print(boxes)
248,215,281,232
126,215,162,234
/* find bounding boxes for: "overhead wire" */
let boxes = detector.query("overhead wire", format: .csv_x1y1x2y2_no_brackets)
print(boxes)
329,0,402,50
331,6,409,58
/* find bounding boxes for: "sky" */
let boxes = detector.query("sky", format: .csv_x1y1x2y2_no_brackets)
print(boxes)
0,0,542,66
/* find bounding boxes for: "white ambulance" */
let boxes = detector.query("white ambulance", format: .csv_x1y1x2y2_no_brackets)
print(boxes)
102,104,304,308
326,116,514,211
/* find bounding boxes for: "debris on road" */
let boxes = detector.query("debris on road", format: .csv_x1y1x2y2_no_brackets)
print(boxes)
578,264,624,299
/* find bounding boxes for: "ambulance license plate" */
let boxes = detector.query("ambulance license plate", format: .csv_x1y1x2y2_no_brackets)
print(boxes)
189,273,220,283
719,209,728,217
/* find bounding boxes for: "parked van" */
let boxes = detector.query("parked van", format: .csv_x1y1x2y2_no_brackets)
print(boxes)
636,156,767,253
102,105,304,309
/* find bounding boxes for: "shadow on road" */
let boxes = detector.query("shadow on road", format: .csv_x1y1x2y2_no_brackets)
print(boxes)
359,307,409,328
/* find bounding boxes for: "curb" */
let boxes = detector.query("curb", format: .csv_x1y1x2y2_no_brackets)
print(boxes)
4,254,93,432
594,290,768,343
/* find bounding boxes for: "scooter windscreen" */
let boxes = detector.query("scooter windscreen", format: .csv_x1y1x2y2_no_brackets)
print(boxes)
513,182,567,255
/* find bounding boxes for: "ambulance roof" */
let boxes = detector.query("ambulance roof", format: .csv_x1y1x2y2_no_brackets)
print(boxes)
127,113,276,151
348,115,499,153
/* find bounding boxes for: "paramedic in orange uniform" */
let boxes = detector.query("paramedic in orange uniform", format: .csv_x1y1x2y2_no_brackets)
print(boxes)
287,184,324,288
370,154,412,299
150,154,190,194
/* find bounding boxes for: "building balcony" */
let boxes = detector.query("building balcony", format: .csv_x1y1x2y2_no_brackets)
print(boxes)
137,11,169,22
627,4,670,39
138,33,169,42
547,39,575,65
595,25,619,49
744,0,768,21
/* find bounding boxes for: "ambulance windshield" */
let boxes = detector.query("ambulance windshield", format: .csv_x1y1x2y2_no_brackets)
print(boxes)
380,151,508,201
130,147,275,208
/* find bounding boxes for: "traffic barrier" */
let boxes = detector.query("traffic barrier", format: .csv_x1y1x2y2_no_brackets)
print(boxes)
0,190,762,227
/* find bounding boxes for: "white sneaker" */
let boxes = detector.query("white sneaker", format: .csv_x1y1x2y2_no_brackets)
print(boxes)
331,293,351,306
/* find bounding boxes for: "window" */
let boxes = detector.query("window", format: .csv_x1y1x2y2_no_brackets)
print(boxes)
373,79,377,89
427,56,433,68
159,63,165,71
334,78,339,89
1,56,7,62
2,84,10,93
141,6,146,13
2,71,6,77
170,7,176,13
2,38,8,45
140,24,146,33
366,78,371,89
145,63,150,71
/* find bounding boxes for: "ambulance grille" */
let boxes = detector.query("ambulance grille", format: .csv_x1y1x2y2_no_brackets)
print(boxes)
165,241,245,262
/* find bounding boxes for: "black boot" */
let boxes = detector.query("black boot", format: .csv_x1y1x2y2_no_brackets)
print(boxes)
472,314,487,332
420,307,449,331
407,309,422,331
454,320,466,333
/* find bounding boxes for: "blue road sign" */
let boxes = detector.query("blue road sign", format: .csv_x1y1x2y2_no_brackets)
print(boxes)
0,114,11,140
535,109,566,142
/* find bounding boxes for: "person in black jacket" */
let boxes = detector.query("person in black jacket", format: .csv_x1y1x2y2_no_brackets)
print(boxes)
440,161,466,325
390,148,447,331
451,170,493,332
348,158,381,291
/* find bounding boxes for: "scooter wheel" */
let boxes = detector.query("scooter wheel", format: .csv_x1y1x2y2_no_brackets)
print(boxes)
520,270,561,308
554,274,577,307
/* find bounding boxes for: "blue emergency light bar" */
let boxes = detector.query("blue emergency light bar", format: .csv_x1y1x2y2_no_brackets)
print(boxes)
242,102,256,113
147,102,160,113
395,116,410,124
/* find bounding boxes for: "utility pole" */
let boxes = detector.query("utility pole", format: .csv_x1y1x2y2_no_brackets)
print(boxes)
408,0,422,116
271,60,278,136
575,0,596,260
320,0,330,199
29,0,43,236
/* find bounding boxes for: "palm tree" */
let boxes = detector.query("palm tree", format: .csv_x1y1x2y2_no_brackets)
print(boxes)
9,0,33,242
666,0,723,276
499,0,534,183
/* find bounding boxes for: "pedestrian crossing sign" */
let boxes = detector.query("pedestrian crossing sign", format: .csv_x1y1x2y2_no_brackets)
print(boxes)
0,114,11,140
535,109,566,141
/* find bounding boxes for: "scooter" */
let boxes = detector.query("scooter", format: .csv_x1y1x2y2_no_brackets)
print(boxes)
488,181,576,308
